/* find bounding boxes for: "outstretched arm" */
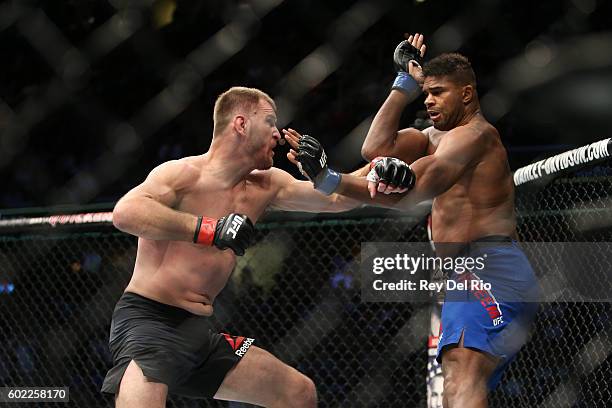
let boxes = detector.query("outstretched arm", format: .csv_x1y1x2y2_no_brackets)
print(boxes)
346,127,488,209
285,127,487,211
284,128,413,208
269,167,362,212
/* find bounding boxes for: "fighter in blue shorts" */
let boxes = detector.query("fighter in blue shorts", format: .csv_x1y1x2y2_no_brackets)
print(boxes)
438,237,540,390
354,33,541,408
281,32,540,406
284,33,541,407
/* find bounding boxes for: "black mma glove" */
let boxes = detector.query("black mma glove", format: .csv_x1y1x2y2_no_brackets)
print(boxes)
391,40,423,100
393,39,424,72
194,213,254,256
366,157,416,192
295,134,342,195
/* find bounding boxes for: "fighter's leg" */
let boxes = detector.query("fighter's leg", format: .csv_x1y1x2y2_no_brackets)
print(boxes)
115,360,168,408
214,346,317,408
440,333,499,408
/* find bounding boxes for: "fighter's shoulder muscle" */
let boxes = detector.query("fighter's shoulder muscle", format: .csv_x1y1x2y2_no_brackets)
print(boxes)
435,123,494,167
146,157,202,191
256,167,294,190
447,121,496,146
421,126,446,150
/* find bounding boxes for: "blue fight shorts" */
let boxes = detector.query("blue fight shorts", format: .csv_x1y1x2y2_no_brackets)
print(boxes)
436,236,540,389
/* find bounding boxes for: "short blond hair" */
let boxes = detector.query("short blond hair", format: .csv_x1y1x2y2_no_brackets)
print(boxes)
213,87,276,136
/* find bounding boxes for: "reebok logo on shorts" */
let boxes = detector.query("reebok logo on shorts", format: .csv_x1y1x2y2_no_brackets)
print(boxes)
222,333,254,357
235,337,254,357
222,333,245,351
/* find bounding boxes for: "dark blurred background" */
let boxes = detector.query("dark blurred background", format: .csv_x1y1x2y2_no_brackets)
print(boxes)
1,0,611,209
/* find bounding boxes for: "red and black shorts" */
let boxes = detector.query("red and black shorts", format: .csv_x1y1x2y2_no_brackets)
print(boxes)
101,292,254,399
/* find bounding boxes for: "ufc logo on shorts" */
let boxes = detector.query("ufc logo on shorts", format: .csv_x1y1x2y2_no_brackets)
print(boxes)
319,150,327,168
493,317,503,326
227,216,244,239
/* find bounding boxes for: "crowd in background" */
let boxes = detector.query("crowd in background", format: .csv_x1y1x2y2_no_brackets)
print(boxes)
2,0,611,209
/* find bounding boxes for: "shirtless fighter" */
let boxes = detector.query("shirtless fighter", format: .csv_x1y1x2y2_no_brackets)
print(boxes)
284,34,539,408
101,87,360,407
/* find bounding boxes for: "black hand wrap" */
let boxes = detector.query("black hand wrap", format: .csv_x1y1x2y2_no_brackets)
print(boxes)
371,157,416,190
393,40,424,72
213,213,254,256
296,135,325,180
391,40,423,99
296,135,341,195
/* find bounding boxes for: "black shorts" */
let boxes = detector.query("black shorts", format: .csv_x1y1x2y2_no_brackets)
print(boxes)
101,292,254,399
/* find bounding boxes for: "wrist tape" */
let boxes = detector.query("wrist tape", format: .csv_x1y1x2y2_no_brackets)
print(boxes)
391,71,421,102
315,168,342,195
193,216,216,245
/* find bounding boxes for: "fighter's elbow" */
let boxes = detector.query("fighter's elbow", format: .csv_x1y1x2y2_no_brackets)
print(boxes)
361,145,376,161
361,137,396,162
112,199,138,233
330,194,360,212
323,193,344,212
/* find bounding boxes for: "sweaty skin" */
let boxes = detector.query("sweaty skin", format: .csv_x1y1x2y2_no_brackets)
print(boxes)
318,80,517,247
348,33,517,246
342,35,520,408
404,73,516,244
421,116,516,244
125,160,285,316
284,112,515,246
113,99,358,316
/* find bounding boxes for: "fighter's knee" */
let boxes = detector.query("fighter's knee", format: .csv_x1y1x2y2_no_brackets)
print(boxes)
281,373,317,408
441,374,460,403
292,375,317,408
443,372,486,406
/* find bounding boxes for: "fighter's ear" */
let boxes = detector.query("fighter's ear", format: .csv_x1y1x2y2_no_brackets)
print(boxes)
232,115,248,137
462,85,474,105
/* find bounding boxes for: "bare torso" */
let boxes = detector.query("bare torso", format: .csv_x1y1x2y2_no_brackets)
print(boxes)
125,157,279,315
423,117,516,244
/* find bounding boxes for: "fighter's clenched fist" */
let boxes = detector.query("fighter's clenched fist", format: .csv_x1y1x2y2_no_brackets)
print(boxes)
366,157,416,198
194,213,254,256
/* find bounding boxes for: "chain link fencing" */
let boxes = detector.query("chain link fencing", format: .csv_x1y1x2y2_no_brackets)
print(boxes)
493,143,612,408
2,1,612,406
3,0,611,209
1,142,611,407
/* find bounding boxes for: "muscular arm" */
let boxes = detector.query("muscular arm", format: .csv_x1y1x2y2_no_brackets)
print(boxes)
112,160,200,241
361,91,428,163
362,33,429,163
340,127,487,210
269,168,362,212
